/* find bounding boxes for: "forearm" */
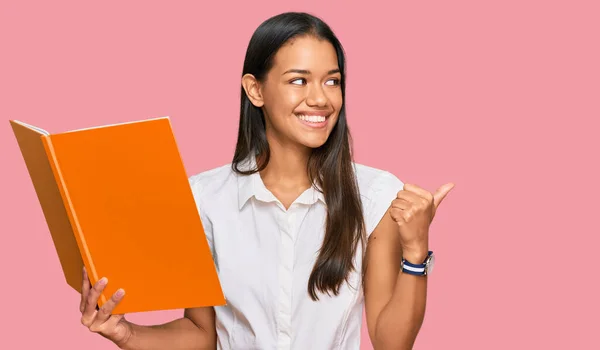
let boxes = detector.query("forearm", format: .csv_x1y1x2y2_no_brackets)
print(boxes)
373,254,428,349
367,179,453,349
120,318,215,350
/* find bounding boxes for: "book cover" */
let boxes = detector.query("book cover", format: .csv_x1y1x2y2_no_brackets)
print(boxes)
10,117,226,314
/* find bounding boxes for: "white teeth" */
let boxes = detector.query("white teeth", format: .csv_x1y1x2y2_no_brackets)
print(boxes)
296,114,326,123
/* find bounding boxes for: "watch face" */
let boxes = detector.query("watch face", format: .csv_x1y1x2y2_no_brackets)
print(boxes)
426,254,435,275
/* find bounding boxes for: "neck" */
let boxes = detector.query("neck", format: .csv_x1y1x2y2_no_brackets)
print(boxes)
259,138,312,190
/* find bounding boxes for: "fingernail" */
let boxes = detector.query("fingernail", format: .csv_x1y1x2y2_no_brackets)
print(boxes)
97,277,108,286
115,289,125,297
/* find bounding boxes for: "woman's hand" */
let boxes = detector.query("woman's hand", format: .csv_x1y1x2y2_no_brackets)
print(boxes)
79,266,133,348
389,182,454,262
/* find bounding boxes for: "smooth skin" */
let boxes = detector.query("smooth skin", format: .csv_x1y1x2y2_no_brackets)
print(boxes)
78,35,453,350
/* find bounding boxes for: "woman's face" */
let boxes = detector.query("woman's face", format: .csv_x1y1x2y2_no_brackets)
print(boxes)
244,35,343,150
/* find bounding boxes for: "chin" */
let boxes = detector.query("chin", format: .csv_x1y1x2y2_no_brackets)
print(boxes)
299,135,330,149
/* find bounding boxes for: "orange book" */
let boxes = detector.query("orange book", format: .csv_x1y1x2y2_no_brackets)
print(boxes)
10,117,225,314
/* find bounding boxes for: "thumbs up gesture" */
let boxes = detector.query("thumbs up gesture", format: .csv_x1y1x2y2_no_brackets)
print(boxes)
389,182,455,261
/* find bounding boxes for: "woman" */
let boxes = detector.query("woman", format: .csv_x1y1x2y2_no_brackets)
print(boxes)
79,12,453,350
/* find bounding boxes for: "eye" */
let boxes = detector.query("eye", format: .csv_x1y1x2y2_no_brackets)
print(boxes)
325,78,340,86
290,78,306,85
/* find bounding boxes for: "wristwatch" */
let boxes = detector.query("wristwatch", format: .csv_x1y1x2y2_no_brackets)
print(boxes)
401,251,435,276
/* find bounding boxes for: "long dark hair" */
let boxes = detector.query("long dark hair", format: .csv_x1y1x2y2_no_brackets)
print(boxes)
232,12,366,301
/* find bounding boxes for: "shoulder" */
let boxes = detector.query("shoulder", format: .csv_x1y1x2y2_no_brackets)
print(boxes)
353,163,405,235
188,163,237,206
353,163,404,199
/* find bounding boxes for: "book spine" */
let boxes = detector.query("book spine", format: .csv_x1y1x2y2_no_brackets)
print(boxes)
41,135,107,306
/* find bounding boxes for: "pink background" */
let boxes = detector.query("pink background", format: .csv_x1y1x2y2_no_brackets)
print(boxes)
1,0,598,349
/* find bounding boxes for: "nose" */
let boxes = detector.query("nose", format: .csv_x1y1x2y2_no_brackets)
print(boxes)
306,84,328,107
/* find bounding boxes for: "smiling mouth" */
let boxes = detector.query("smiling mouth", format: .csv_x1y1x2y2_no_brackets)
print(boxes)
294,112,331,128
295,114,328,123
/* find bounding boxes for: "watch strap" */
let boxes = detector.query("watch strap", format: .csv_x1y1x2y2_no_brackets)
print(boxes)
401,251,433,276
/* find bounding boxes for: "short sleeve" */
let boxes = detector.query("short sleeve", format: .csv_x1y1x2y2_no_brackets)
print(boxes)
188,175,216,261
364,171,405,237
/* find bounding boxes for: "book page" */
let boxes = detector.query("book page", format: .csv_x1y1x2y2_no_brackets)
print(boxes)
11,120,49,135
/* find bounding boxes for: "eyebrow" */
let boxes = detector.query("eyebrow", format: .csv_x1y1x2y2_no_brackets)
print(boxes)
283,68,341,75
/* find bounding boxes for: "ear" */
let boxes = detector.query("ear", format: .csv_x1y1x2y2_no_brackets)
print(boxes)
241,74,264,107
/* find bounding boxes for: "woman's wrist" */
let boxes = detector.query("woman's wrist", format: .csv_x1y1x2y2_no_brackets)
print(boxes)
401,246,429,264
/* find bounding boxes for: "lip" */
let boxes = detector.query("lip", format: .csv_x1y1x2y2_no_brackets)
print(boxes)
294,110,332,117
294,111,332,129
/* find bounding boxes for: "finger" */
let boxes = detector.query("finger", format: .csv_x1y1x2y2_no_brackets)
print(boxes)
433,182,455,209
403,183,434,202
81,277,107,325
94,289,126,325
391,198,410,210
80,266,91,313
396,189,422,205
389,207,405,224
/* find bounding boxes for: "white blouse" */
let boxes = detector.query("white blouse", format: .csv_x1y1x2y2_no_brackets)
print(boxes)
188,157,404,350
